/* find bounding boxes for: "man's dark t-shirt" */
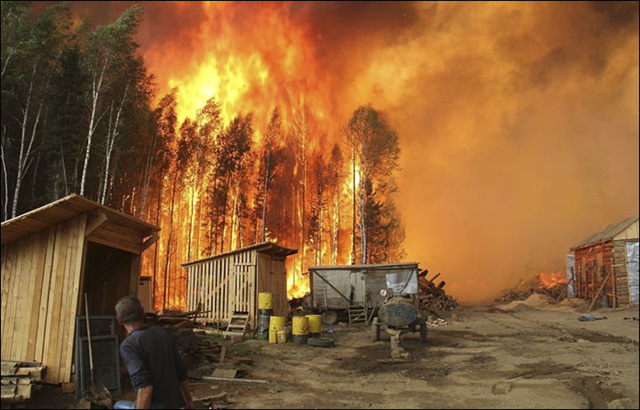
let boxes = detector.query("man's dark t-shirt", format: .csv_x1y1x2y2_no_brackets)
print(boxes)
120,326,187,409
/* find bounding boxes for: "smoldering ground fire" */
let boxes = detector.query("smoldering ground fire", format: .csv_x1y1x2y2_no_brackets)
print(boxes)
16,1,640,308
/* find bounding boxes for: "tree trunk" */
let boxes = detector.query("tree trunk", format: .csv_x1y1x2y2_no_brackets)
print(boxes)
360,173,367,264
163,171,179,310
1,142,9,221
101,84,128,204
351,146,356,264
153,168,164,310
261,151,271,242
80,57,109,196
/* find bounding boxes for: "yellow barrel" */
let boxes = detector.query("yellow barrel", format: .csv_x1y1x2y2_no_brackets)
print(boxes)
269,316,286,333
307,315,322,334
268,330,277,344
258,292,273,310
292,316,309,336
276,330,287,344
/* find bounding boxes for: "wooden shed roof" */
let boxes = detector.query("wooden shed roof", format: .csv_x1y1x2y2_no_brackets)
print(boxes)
309,262,419,271
1,194,159,246
182,241,298,267
570,215,639,250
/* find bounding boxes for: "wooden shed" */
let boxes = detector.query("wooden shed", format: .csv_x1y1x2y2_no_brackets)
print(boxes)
183,242,297,329
1,194,159,384
568,215,639,307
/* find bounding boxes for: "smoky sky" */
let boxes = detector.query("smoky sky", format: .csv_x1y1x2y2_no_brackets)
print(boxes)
30,1,639,302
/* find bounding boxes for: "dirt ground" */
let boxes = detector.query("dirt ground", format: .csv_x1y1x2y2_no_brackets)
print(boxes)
20,302,639,409
202,303,639,409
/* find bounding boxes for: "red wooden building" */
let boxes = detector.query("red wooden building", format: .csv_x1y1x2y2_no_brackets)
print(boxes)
569,215,639,307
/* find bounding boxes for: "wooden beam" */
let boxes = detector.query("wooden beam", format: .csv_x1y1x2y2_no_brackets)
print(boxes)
589,269,612,311
129,254,141,294
87,236,141,255
84,212,107,238
141,234,159,252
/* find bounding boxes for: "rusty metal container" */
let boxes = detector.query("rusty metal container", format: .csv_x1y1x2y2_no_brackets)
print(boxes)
378,296,417,327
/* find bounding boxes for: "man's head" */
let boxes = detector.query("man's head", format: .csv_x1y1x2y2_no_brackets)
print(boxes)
115,296,145,327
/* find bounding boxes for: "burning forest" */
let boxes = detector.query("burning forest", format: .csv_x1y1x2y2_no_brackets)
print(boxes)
1,2,639,410
1,2,638,309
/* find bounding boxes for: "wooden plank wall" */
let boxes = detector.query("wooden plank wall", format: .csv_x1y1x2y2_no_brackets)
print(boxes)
186,251,289,329
186,253,242,326
138,277,154,313
612,240,631,306
257,254,287,317
574,241,630,307
0,214,86,384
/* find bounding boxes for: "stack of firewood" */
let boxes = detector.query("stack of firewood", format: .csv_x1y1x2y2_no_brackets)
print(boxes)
418,270,458,311
1,360,45,404
145,306,223,368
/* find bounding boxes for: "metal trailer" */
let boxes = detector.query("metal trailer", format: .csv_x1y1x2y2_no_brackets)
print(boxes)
308,262,420,325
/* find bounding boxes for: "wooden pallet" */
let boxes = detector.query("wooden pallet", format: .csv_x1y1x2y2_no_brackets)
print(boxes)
224,312,250,340
348,305,368,325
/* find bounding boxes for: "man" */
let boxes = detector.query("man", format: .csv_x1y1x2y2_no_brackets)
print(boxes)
114,296,195,409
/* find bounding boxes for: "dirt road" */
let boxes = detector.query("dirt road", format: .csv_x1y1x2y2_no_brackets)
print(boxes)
210,304,639,409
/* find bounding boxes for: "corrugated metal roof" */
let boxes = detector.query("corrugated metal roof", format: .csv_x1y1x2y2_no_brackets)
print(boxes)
309,262,419,271
182,241,298,267
1,194,159,246
570,215,639,250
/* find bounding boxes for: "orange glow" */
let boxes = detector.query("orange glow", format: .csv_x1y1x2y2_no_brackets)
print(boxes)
536,272,567,289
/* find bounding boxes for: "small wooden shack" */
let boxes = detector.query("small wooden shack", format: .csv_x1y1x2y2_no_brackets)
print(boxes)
1,194,159,384
183,242,297,329
568,215,639,307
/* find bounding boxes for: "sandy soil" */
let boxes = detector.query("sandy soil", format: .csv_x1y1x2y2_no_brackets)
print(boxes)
21,302,639,409
203,303,639,409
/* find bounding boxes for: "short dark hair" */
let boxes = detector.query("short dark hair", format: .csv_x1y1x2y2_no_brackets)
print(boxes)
115,296,144,324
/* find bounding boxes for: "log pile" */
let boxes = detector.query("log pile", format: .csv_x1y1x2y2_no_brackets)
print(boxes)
418,270,458,311
145,306,223,369
1,361,45,404
495,283,567,303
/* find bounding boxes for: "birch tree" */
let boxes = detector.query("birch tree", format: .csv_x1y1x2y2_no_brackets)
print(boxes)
79,5,143,197
3,4,72,217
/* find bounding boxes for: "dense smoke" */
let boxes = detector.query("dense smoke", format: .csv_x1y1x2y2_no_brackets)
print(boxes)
42,1,639,302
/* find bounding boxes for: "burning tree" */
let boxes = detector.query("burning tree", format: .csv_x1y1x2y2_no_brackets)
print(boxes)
345,105,404,264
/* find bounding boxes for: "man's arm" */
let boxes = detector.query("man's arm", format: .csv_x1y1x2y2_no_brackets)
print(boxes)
136,385,153,409
180,380,195,409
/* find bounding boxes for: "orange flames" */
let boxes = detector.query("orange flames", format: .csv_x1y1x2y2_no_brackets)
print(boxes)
535,272,567,289
137,2,361,308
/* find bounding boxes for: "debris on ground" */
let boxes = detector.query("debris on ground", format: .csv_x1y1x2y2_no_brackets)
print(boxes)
578,315,608,322
426,318,448,327
495,273,569,303
1,360,45,404
194,389,229,409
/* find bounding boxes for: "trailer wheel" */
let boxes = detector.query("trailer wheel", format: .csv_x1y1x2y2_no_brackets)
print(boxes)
322,310,338,325
419,318,428,344
372,317,380,342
